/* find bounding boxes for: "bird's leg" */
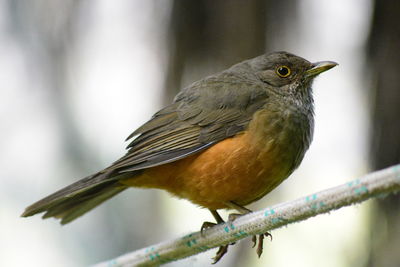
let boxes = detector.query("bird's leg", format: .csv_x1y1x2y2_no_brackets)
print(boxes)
200,209,232,264
201,209,224,234
226,201,272,258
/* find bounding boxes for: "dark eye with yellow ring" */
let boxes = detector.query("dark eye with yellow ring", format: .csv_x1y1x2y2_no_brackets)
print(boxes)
276,66,291,78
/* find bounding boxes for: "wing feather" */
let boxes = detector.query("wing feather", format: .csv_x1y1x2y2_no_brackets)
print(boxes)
106,76,269,175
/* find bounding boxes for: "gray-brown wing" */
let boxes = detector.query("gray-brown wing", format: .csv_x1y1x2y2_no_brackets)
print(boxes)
109,78,269,173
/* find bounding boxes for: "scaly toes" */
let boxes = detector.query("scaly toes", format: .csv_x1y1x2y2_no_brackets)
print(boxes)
251,235,257,248
256,234,264,257
227,213,242,222
200,221,217,236
212,245,229,264
265,232,273,241
204,210,272,262
255,232,272,258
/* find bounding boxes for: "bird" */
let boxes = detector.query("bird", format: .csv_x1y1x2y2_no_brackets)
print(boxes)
22,51,337,263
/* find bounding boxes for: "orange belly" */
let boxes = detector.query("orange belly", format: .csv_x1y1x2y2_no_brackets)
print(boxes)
121,130,292,210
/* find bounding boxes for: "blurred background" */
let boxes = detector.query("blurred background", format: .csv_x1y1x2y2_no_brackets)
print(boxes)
1,0,399,266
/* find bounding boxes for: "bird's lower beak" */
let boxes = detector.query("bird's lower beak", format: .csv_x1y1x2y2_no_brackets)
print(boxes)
305,61,338,78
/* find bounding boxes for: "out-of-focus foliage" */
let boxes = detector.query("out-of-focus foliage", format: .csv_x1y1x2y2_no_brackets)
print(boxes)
367,1,400,267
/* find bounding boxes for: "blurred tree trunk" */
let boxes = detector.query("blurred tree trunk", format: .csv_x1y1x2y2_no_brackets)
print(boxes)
367,1,400,267
163,1,298,265
164,0,298,101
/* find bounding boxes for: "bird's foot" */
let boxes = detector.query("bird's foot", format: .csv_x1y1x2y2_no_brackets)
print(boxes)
251,232,273,257
227,213,242,222
226,202,273,258
212,244,229,264
201,210,238,264
201,221,217,236
228,212,272,258
204,206,273,263
200,220,233,264
200,220,236,264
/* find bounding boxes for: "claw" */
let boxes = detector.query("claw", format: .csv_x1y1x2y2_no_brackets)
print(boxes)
256,234,264,258
251,235,257,248
201,221,216,236
227,213,241,222
253,232,272,258
265,232,273,241
212,245,229,264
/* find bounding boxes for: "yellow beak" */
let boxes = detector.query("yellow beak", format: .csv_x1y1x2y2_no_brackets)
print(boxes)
305,61,338,78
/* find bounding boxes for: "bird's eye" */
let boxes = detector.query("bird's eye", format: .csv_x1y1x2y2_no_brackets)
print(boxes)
276,66,291,78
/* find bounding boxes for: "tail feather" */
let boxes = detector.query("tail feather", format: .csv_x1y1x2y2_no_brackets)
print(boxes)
21,172,130,224
45,182,126,224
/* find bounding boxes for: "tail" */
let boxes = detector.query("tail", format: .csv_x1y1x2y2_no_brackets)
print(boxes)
21,172,129,224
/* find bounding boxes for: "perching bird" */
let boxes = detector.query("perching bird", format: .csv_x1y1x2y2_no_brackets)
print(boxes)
22,51,337,263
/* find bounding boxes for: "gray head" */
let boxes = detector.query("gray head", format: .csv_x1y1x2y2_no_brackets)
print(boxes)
230,51,337,97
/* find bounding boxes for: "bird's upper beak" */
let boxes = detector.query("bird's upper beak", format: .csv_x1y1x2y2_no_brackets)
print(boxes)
305,61,338,78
